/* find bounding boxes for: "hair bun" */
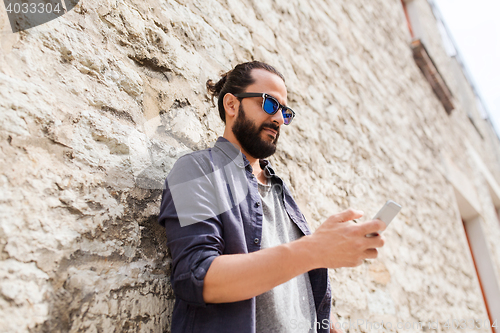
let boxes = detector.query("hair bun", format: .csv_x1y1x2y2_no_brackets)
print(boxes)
206,71,230,100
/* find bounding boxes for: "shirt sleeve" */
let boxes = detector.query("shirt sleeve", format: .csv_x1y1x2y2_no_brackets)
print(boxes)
158,153,225,307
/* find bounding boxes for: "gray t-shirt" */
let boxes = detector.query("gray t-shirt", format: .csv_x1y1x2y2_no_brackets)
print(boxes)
255,179,317,333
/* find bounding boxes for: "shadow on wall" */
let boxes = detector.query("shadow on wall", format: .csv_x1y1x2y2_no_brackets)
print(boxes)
38,193,175,332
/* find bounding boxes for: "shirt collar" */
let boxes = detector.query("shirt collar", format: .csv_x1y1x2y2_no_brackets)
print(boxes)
213,137,247,168
259,159,276,178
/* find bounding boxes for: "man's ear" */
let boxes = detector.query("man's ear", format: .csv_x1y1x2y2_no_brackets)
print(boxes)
223,93,239,121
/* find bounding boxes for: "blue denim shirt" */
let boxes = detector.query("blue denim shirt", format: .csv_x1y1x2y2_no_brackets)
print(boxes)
158,137,332,333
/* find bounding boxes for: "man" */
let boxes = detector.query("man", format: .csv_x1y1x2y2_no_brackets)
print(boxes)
158,61,386,333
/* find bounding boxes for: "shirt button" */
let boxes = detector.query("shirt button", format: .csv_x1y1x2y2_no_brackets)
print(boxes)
254,238,260,244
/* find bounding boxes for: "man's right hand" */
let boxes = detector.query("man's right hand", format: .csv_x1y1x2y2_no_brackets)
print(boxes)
302,208,386,269
203,208,386,303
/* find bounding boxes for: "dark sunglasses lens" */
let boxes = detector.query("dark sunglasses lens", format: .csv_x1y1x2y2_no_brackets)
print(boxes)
282,108,294,125
263,97,279,115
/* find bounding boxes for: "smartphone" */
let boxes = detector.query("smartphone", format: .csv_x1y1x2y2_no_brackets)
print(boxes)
365,200,402,237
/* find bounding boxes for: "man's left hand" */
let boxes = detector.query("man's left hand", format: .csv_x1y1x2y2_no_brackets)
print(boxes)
330,327,344,333
329,316,344,333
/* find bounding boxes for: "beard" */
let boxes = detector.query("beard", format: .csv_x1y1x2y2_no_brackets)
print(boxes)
231,104,280,159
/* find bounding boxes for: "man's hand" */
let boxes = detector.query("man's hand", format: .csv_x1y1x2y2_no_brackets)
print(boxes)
329,316,345,333
302,208,386,269
330,325,344,333
203,208,385,303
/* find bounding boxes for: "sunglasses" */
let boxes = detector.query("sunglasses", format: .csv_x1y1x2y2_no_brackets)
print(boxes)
233,93,296,125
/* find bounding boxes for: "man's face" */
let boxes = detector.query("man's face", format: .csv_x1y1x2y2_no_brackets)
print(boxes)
232,103,280,159
231,69,288,159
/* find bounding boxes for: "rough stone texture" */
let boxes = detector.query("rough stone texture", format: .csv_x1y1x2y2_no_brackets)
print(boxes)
1,0,500,332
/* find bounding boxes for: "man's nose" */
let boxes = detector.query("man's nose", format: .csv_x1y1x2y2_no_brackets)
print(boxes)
270,108,285,126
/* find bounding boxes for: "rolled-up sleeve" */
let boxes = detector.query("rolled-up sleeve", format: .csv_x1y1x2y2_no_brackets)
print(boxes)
158,154,225,307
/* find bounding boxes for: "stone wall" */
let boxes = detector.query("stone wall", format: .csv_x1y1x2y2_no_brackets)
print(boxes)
1,0,500,332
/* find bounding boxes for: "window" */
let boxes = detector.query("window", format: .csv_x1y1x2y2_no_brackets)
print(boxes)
401,0,455,114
